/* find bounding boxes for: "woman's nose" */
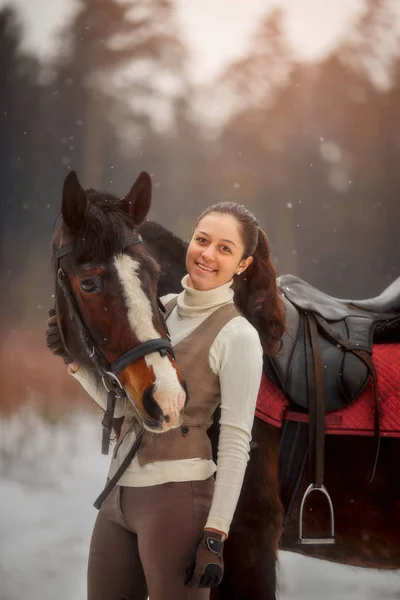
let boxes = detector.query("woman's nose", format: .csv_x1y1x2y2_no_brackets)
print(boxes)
202,246,216,261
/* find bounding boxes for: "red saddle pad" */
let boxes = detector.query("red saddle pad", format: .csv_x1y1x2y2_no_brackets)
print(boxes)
256,344,400,437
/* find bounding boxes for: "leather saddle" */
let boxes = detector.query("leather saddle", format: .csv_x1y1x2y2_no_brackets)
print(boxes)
265,274,400,412
267,275,400,542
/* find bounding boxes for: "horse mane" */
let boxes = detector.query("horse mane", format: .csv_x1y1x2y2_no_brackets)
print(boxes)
54,189,136,265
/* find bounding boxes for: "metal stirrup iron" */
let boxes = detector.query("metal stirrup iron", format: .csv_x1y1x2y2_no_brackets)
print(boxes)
298,483,335,545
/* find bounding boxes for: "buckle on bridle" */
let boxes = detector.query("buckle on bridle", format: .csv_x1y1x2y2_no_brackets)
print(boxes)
101,371,126,396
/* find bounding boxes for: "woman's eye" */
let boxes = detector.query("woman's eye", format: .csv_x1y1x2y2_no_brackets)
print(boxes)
221,245,231,253
80,278,100,293
196,237,207,244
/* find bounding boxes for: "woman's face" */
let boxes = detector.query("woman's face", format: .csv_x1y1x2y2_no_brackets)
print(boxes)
186,212,253,291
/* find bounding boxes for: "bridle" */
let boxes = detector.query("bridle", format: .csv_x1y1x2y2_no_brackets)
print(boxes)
55,232,176,455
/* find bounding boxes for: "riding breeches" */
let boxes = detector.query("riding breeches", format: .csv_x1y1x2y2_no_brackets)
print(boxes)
87,478,214,600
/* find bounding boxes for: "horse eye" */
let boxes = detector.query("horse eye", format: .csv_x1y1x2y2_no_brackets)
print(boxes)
80,277,101,293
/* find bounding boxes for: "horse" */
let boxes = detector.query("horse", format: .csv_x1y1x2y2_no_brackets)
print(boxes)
51,170,189,438
53,170,400,600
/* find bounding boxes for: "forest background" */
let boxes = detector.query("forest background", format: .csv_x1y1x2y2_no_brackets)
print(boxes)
1,0,399,417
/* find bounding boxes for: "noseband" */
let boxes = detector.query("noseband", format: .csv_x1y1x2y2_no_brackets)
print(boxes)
55,233,175,454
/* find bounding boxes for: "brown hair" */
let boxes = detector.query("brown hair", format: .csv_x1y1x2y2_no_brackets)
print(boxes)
196,202,285,355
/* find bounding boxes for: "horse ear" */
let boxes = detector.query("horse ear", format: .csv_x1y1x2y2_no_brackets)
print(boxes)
122,171,152,225
62,170,87,233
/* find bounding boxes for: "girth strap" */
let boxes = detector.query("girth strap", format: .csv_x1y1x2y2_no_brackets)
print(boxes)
279,420,308,531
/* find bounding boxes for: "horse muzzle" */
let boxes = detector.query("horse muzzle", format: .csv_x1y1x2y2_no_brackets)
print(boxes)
126,383,185,433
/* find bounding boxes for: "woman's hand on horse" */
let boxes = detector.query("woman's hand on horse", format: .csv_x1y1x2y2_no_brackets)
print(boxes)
46,308,73,365
184,529,225,588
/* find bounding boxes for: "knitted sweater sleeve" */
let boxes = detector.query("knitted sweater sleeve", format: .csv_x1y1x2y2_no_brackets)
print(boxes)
205,317,263,534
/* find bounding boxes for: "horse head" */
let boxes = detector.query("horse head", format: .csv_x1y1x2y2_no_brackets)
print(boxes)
51,170,187,433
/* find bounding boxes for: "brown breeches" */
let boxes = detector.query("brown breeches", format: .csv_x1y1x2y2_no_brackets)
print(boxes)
87,478,214,600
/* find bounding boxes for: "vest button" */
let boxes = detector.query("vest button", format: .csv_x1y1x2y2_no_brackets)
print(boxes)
181,425,189,436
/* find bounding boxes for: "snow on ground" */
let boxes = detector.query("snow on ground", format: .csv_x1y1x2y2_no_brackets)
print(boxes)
0,411,399,600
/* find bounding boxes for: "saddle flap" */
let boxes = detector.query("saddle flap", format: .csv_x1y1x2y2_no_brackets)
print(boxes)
271,311,370,412
264,297,300,388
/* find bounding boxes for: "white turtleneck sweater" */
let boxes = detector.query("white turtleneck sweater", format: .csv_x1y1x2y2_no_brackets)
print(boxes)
72,276,263,534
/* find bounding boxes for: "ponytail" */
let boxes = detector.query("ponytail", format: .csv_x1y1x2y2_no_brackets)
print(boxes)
233,228,285,355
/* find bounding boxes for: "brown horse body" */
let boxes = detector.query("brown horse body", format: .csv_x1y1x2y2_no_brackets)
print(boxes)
54,171,400,600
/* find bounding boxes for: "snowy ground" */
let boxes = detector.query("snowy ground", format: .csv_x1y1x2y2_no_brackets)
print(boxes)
1,411,399,600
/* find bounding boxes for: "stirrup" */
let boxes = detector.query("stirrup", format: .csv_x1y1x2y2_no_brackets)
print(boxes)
298,483,335,545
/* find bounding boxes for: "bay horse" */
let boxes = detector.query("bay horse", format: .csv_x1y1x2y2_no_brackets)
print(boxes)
53,171,400,600
51,170,188,437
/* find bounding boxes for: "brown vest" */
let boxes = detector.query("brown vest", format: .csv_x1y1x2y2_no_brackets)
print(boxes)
115,297,239,466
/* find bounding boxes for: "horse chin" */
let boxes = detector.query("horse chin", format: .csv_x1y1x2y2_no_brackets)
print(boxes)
141,419,182,434
135,411,183,434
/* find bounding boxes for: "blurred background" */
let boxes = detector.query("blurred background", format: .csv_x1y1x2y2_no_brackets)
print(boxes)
1,1,400,598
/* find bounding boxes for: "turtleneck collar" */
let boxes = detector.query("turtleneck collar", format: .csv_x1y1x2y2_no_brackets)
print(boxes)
176,275,234,318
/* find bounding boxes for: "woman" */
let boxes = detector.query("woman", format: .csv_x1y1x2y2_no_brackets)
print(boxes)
46,201,285,599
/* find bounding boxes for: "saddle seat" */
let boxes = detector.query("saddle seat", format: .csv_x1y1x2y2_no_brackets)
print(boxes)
348,277,400,314
279,274,400,320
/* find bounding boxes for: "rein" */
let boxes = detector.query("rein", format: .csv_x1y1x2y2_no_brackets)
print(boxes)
55,233,175,458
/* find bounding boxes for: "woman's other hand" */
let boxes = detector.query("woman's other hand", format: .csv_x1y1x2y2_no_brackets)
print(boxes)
45,307,73,365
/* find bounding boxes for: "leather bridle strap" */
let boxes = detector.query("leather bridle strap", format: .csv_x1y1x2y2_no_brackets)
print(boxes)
54,234,144,261
93,428,144,510
110,339,174,374
56,268,107,374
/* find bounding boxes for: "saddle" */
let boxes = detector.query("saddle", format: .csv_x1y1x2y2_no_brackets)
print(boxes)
264,275,400,544
265,274,400,413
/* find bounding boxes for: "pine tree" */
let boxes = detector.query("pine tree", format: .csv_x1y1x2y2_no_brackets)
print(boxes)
47,0,188,187
217,8,294,115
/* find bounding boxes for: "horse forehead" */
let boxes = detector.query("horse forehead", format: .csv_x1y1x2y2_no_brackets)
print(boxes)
113,253,160,341
113,252,140,275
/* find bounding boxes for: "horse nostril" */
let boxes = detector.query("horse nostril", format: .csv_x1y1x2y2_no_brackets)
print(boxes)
163,414,170,423
142,385,163,427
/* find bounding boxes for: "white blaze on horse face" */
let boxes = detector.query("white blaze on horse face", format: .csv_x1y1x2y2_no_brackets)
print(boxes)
114,254,185,431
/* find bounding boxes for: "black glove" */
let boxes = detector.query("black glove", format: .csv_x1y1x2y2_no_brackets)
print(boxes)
184,530,224,588
46,308,72,365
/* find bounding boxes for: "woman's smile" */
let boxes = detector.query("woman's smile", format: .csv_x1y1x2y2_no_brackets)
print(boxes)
195,262,217,274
